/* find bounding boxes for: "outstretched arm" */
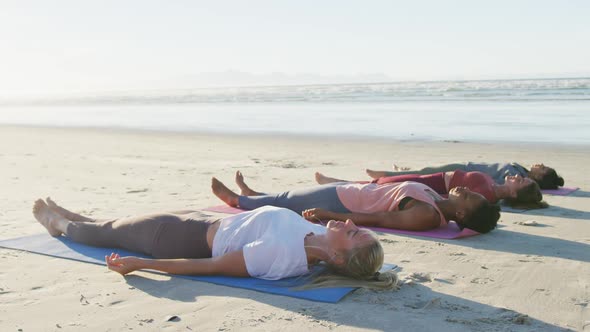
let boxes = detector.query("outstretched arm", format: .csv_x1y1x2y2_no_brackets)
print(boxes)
365,169,396,179
105,250,249,277
303,204,441,231
367,163,466,179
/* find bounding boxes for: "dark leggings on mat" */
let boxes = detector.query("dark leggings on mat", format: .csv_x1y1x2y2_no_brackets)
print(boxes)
238,182,351,215
65,211,217,259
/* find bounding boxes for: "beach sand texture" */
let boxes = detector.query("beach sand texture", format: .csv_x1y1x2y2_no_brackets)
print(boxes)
0,125,588,331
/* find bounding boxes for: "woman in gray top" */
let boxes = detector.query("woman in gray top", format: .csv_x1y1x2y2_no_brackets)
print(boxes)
366,163,564,189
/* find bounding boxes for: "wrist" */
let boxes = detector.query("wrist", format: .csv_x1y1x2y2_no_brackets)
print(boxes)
137,257,152,269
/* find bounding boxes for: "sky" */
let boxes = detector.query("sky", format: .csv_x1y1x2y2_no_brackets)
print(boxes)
0,0,589,96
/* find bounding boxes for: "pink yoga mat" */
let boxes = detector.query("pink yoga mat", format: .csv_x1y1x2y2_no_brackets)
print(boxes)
541,187,579,196
203,205,480,240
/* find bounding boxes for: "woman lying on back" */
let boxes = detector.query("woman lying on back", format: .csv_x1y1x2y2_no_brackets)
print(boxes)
366,162,564,190
212,172,501,234
315,169,547,210
32,198,396,289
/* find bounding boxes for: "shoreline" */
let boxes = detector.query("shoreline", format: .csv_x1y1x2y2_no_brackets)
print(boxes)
2,123,590,149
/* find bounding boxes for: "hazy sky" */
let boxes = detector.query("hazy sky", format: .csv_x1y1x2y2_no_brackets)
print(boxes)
1,0,589,95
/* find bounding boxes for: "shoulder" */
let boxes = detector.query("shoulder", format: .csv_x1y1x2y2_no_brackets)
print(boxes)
403,200,440,223
413,201,440,220
385,201,441,230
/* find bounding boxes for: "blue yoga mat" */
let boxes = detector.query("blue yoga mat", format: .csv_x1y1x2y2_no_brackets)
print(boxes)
0,233,358,303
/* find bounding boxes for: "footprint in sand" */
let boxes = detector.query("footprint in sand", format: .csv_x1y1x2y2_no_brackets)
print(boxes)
433,277,455,285
407,272,433,283
126,188,149,194
79,294,90,305
470,277,494,284
535,288,551,296
280,162,304,169
404,298,442,310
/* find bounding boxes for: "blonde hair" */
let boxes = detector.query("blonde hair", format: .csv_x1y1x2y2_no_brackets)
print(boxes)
297,236,399,290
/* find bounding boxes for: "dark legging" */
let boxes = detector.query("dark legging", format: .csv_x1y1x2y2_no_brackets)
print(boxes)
238,182,351,215
65,211,217,259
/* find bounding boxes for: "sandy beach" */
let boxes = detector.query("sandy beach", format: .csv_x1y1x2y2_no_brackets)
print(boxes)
0,125,588,331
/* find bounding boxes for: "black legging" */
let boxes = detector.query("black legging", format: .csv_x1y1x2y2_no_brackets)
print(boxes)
65,211,218,259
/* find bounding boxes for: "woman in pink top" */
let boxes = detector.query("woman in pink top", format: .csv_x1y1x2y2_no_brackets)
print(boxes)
314,170,546,209
212,171,500,233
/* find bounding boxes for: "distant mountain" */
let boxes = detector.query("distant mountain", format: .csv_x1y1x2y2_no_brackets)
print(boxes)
165,71,394,88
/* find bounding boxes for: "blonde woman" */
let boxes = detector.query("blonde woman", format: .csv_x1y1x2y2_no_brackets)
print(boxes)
32,198,397,289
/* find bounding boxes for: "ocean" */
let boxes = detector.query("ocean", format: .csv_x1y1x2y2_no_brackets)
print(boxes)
1,78,589,145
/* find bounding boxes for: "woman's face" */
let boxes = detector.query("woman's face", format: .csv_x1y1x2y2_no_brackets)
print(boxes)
504,175,535,195
448,186,488,221
530,163,547,171
326,219,375,254
529,164,552,179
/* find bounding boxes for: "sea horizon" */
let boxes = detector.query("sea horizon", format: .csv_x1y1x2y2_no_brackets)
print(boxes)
1,77,589,146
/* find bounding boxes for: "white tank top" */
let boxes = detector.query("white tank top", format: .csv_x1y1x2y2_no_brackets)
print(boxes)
212,206,327,280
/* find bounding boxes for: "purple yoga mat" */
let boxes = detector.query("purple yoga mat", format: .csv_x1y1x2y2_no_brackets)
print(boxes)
202,205,480,240
541,187,579,196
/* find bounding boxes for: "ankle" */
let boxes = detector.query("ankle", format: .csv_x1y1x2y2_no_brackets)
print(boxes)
52,217,70,234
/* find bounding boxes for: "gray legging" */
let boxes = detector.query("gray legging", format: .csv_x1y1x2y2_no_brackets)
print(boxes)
238,182,351,215
65,211,218,259
380,163,467,177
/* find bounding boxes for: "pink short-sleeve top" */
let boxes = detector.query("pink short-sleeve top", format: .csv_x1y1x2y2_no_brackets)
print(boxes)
336,181,447,226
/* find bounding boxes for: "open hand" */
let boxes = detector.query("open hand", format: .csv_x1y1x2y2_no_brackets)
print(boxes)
105,253,141,276
302,208,331,223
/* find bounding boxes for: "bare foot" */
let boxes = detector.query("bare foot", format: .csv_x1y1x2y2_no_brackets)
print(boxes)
211,177,240,207
32,199,63,237
235,171,262,196
46,197,94,222
315,172,344,185
365,169,388,179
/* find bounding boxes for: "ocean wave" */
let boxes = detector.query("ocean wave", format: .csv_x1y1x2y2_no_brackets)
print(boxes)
1,78,589,105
